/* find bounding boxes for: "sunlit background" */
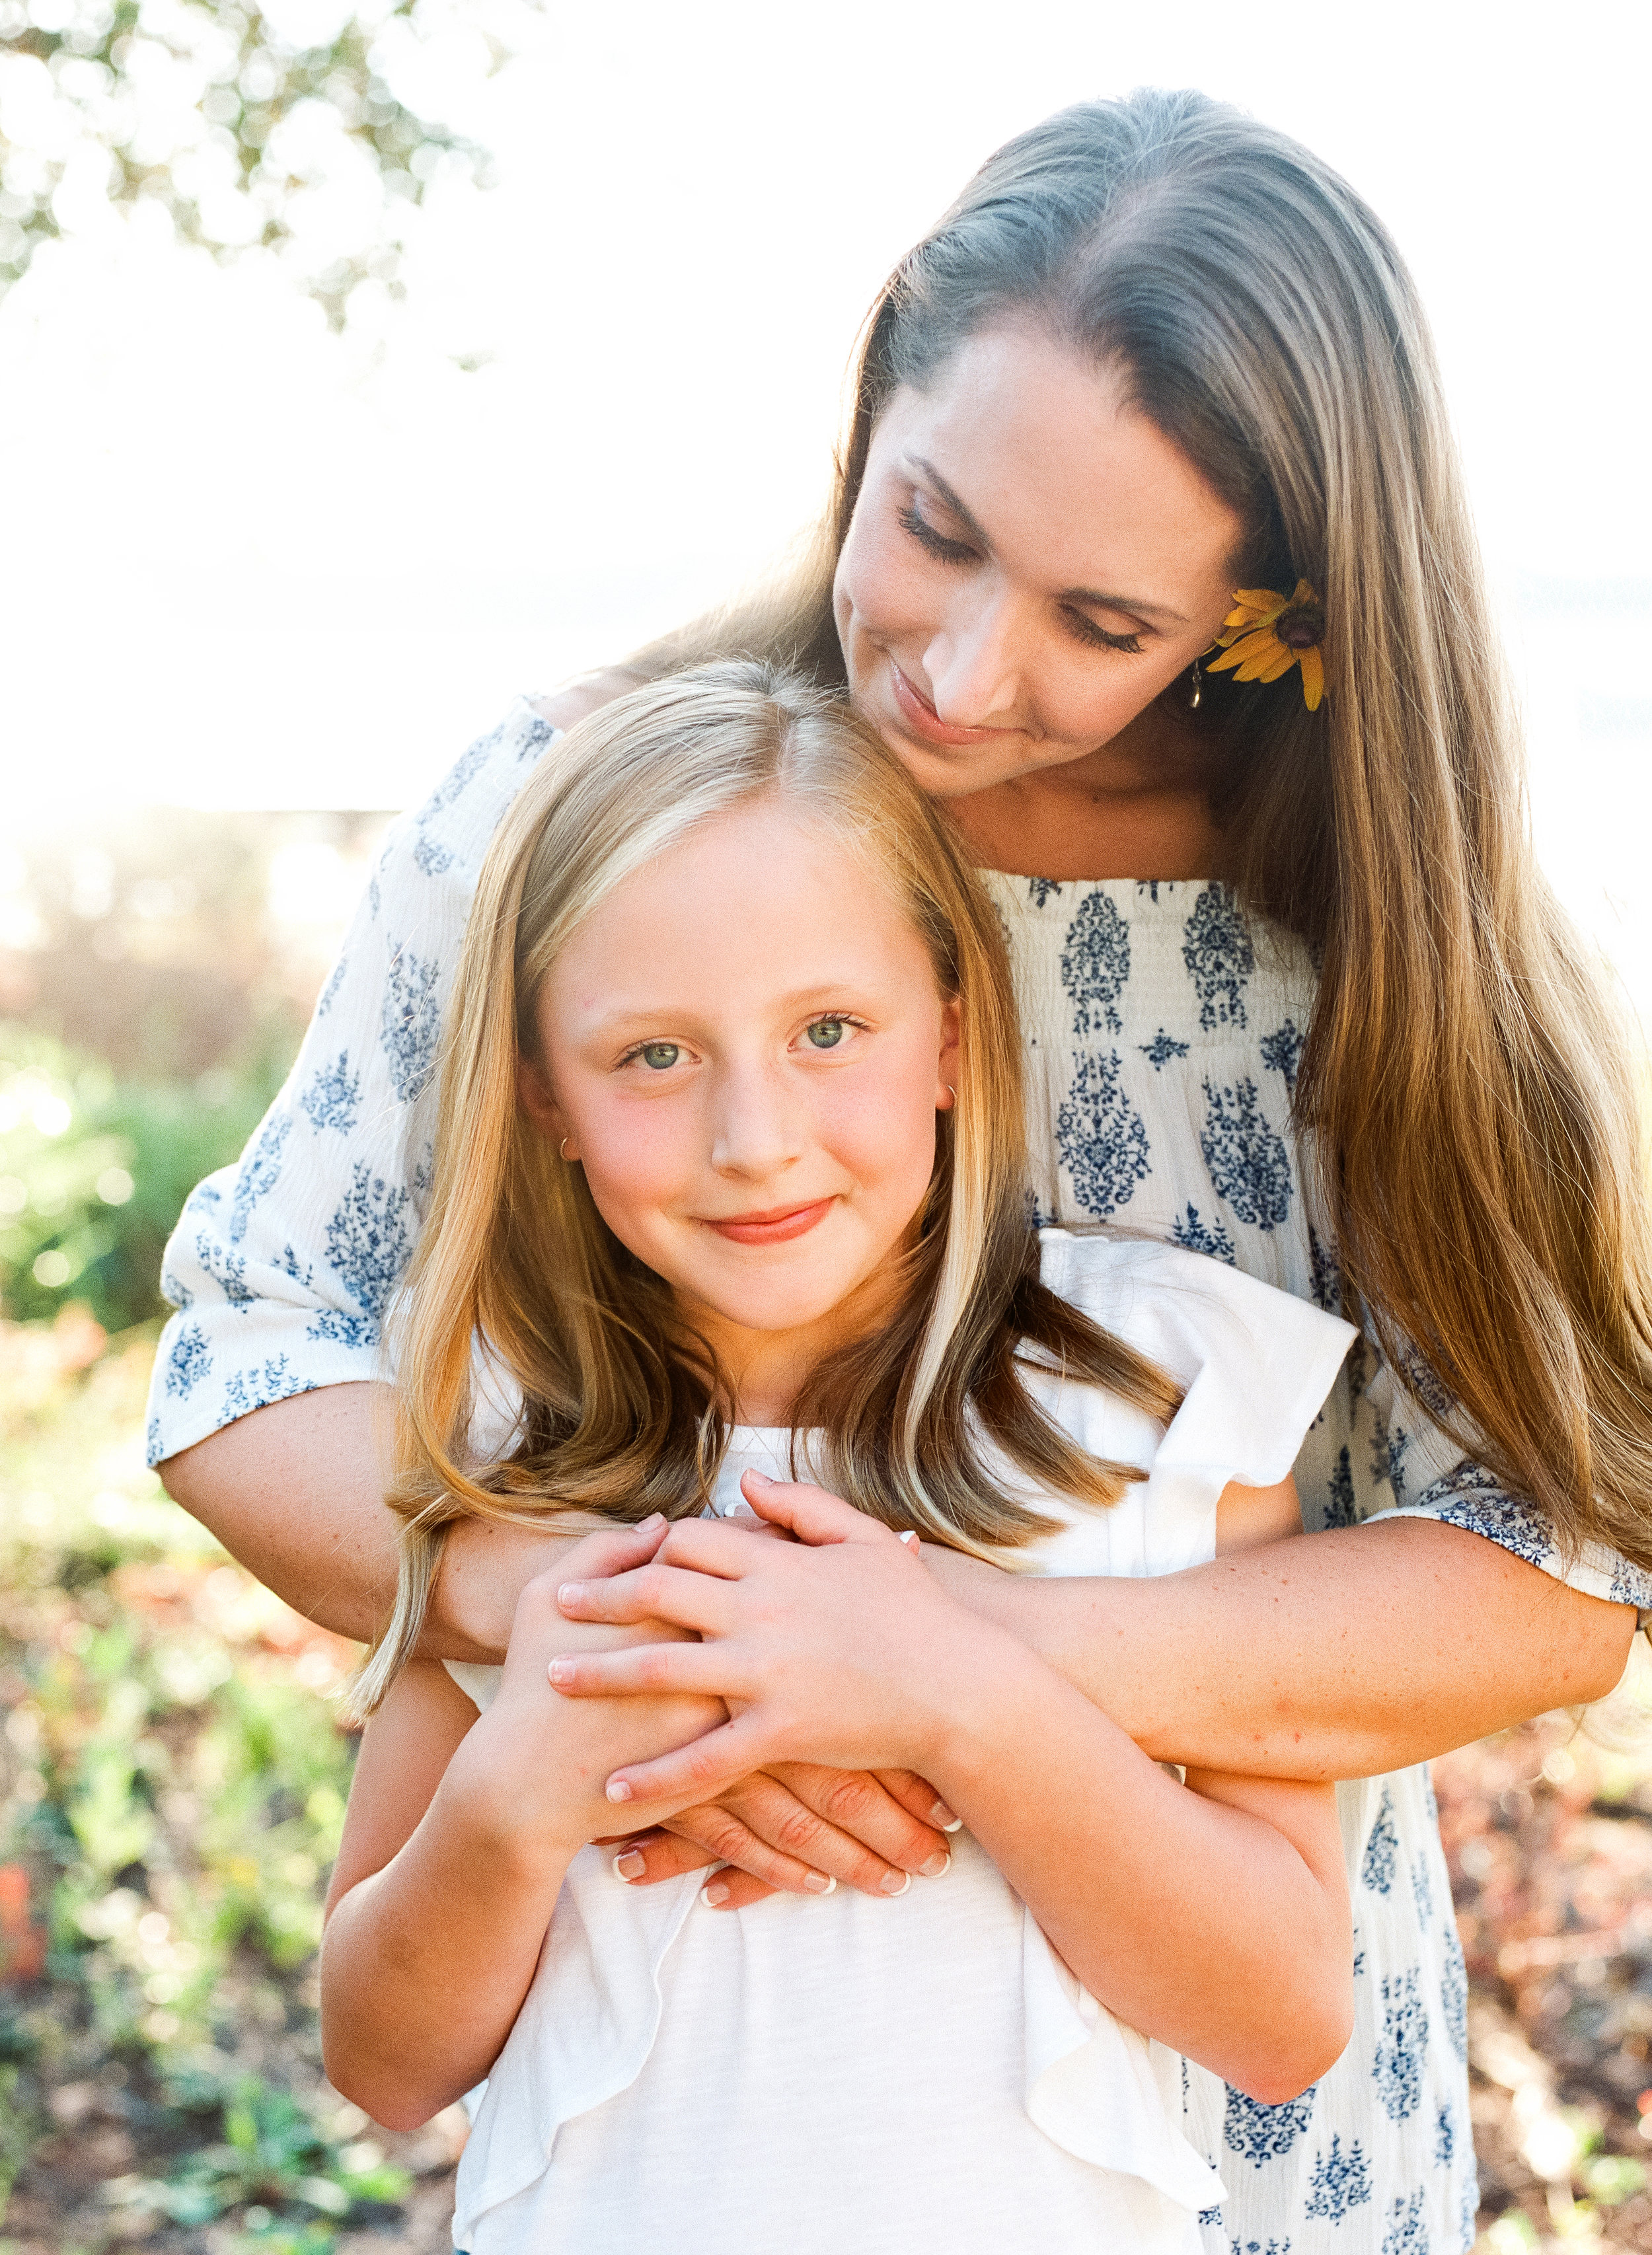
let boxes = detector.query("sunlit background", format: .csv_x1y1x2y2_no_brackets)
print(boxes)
3,0,1651,999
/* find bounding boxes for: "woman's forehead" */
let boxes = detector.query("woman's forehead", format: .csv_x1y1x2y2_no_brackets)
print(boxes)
878,324,1242,600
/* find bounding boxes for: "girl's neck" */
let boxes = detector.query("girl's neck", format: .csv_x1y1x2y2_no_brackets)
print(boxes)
685,1265,908,1428
944,700,1226,882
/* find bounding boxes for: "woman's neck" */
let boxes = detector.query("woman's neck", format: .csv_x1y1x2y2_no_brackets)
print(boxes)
944,701,1226,882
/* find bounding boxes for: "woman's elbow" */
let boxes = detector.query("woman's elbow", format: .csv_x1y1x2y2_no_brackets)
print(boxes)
1228,1975,1355,2107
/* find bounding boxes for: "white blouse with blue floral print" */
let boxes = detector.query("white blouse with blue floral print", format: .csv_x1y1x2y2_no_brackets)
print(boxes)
149,700,1652,2253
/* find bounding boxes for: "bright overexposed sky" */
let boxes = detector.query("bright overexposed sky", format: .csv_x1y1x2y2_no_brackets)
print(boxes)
3,0,1649,992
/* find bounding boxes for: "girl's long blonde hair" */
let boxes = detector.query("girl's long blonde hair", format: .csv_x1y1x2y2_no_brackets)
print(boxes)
630,91,1652,1571
349,663,1178,1715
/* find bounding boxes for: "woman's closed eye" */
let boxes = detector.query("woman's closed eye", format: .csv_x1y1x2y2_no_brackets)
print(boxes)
897,498,977,568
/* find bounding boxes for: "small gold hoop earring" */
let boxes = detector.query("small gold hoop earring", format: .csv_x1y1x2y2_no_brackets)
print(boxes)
559,1137,574,1162
943,1086,957,1109
1187,657,1203,712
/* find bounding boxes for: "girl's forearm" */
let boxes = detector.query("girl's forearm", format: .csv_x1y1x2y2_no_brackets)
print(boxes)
929,1517,1635,1779
926,1644,1350,2100
160,1384,578,1657
321,1756,576,2128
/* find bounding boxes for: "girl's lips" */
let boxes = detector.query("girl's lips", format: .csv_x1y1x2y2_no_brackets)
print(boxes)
702,1199,835,1245
889,658,1016,749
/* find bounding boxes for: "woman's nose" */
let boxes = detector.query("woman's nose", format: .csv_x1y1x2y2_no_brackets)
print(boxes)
708,1063,806,1181
921,582,1026,727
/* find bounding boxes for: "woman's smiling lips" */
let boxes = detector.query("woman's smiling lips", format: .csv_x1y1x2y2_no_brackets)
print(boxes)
889,657,1017,749
700,1199,837,1245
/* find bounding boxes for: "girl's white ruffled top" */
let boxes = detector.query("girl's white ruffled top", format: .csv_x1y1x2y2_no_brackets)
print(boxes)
441,1230,1355,2255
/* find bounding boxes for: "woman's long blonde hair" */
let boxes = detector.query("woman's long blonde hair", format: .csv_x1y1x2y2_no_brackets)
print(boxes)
349,664,1178,1715
629,91,1652,1571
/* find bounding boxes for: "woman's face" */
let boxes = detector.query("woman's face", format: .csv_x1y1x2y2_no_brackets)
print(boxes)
520,797,959,1409
834,324,1245,799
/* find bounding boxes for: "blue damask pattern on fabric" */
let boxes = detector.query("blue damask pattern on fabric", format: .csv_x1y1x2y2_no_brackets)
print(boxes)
299,1051,362,1137
1200,1078,1293,1229
1224,2085,1318,2168
1171,1202,1237,1265
1259,1019,1305,1095
1374,1968,1430,2122
1440,1918,1468,2065
1362,1787,1400,1896
1059,891,1131,1036
324,1163,414,1316
1182,884,1254,1029
229,1112,291,1244
1140,1029,1191,1071
381,945,443,1103
1379,2187,1429,2255
163,1323,211,1398
1303,2133,1372,2221
1055,1051,1150,1217
223,1357,317,1421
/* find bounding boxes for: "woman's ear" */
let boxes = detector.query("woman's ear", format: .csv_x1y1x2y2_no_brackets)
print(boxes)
517,1054,572,1154
936,996,962,1110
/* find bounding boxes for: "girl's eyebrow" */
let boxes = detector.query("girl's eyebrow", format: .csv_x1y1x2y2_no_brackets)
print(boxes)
907,453,1191,626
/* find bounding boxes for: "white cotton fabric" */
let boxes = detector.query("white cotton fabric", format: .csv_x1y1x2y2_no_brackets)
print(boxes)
146,699,1652,2248
441,1228,1355,2255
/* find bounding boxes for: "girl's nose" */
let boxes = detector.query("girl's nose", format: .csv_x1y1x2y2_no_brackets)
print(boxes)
921,582,1026,729
708,1063,807,1181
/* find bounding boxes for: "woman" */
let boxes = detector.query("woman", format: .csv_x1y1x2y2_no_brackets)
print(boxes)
153,91,1651,2245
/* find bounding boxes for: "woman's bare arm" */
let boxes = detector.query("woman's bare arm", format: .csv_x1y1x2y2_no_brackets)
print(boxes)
163,1386,1635,1787
924,1516,1636,1780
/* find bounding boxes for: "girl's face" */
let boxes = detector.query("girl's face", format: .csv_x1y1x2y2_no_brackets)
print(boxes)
521,797,959,1411
833,324,1245,799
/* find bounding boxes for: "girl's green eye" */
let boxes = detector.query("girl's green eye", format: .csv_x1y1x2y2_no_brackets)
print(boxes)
806,1019,845,1049
639,1043,680,1070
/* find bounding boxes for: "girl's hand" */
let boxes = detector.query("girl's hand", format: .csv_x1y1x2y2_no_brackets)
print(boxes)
551,1473,1023,1810
458,1516,728,1852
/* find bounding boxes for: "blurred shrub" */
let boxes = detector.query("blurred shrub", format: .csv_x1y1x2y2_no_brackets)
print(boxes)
0,1023,282,1326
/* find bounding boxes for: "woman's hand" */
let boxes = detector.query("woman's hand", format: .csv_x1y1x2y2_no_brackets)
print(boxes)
608,1763,959,1909
551,1474,1024,1809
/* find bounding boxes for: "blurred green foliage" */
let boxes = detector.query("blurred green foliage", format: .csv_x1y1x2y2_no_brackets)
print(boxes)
0,1326,445,2244
0,0,502,326
0,1023,282,1325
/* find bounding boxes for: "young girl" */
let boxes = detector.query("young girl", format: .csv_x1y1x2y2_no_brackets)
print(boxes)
319,665,1357,2253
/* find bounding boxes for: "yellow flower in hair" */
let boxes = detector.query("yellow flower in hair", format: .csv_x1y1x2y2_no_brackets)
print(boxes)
1207,580,1327,712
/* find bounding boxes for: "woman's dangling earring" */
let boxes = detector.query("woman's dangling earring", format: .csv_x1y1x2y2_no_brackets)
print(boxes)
1187,656,1203,711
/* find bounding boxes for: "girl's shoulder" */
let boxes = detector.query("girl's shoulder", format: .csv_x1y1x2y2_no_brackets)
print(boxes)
1035,1226,1357,1478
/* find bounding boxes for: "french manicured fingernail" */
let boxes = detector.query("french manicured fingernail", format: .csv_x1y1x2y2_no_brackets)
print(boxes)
880,1870,912,1896
613,1849,646,1881
802,1872,836,1896
700,1880,731,1907
898,1530,918,1547
725,1500,759,1520
919,1850,951,1878
558,1582,585,1608
547,1657,574,1685
929,1799,963,1831
606,1779,632,1803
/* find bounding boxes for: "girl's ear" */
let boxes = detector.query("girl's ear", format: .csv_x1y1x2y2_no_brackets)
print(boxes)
936,996,962,1110
517,1054,572,1152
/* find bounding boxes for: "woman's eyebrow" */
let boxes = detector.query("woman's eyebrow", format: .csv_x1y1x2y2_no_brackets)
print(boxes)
909,453,1190,624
